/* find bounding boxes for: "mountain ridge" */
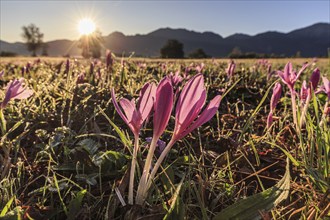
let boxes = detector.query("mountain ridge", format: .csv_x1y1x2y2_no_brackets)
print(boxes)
1,22,329,57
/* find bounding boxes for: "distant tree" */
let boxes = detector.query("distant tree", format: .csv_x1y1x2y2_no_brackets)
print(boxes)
0,51,17,57
228,46,242,58
188,48,209,59
160,39,184,58
42,43,49,56
78,29,103,59
22,24,44,56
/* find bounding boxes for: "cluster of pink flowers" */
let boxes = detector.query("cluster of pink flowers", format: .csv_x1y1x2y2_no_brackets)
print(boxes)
112,72,222,205
268,62,329,130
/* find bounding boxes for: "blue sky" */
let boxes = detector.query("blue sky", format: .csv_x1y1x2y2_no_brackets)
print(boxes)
1,0,329,43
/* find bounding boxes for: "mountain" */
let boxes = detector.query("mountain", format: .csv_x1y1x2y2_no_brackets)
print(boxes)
1,22,329,57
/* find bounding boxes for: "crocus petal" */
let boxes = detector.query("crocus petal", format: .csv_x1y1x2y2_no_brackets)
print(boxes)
153,77,173,138
300,80,309,103
175,74,205,126
270,82,282,111
138,82,156,121
119,98,138,124
322,76,330,93
13,88,33,99
1,88,12,109
0,70,4,78
176,95,221,140
283,62,292,83
322,76,330,99
294,62,309,82
176,90,206,136
310,68,320,90
277,71,291,88
267,112,273,128
111,88,129,125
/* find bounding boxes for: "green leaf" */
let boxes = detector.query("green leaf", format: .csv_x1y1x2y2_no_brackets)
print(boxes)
67,189,87,220
77,138,100,155
0,196,15,217
163,175,186,220
213,158,291,220
98,106,131,147
92,150,128,172
0,207,24,220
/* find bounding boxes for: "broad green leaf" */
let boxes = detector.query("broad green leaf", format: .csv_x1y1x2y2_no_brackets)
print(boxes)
67,189,87,220
77,138,99,155
92,150,128,172
213,158,291,220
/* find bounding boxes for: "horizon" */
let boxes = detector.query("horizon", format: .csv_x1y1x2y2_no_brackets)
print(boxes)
1,22,329,44
1,1,329,43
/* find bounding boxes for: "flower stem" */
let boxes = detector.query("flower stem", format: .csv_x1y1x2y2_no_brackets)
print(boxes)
147,139,176,189
290,88,300,134
135,136,158,205
128,134,139,205
299,94,311,129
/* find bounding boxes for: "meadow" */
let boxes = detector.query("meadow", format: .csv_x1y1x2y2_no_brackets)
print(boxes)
0,56,329,219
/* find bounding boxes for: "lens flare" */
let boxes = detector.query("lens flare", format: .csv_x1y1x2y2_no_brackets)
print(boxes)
78,18,96,35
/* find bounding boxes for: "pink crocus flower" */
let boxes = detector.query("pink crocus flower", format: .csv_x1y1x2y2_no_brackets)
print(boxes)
0,70,4,78
172,73,222,141
318,76,330,99
106,50,113,69
267,83,282,128
65,59,70,73
112,82,156,204
167,71,183,87
76,73,85,84
270,82,282,111
0,78,33,109
226,60,236,78
277,62,309,91
152,78,173,139
299,69,319,129
111,82,156,137
136,73,221,205
310,68,320,90
300,81,310,104
195,63,205,73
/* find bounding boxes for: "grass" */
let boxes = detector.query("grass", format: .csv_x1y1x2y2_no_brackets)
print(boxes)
0,57,329,219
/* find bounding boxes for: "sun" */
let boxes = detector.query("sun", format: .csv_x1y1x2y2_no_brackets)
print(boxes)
78,18,96,35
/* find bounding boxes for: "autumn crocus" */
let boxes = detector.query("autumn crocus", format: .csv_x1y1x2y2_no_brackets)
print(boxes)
267,82,282,128
76,73,85,84
317,76,330,124
106,50,113,69
277,62,309,132
318,76,330,100
0,70,4,78
65,59,70,73
0,78,33,109
168,71,183,88
111,82,156,204
136,77,173,205
226,60,235,78
136,74,221,205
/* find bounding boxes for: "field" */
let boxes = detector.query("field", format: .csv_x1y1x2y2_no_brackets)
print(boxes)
0,56,329,219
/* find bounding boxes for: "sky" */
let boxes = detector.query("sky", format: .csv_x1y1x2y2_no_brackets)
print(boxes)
0,0,329,43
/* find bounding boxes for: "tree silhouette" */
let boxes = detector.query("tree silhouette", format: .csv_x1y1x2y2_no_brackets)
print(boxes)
188,48,209,59
160,39,184,58
22,24,44,57
78,29,103,59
